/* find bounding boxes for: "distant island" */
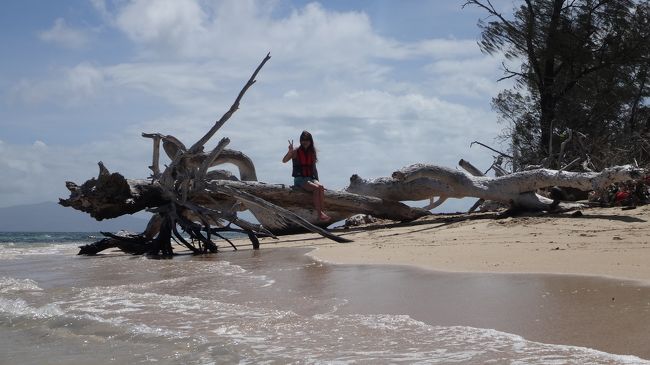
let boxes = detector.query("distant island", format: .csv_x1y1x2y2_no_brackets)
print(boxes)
0,202,149,232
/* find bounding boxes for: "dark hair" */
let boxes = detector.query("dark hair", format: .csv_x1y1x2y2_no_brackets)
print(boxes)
299,130,318,162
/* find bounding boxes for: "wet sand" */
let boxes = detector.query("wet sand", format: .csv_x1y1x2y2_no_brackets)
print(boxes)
254,205,650,359
333,266,650,360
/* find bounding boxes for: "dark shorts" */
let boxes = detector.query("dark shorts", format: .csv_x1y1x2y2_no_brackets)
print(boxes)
294,176,316,187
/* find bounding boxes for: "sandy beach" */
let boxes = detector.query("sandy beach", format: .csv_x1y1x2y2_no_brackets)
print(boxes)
260,205,650,284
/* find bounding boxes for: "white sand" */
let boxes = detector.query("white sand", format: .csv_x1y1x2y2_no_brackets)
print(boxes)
260,205,650,283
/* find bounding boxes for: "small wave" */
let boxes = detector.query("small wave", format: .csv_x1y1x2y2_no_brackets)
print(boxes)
0,277,43,293
6,282,645,365
0,244,78,259
0,232,97,245
61,285,647,364
307,314,650,365
210,310,650,364
0,298,64,319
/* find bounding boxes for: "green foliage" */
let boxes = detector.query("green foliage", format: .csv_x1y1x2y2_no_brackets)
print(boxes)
465,0,650,170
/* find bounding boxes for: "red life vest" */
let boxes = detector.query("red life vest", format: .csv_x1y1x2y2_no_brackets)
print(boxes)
292,147,316,178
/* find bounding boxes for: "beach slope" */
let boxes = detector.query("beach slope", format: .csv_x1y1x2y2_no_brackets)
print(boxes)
261,205,650,283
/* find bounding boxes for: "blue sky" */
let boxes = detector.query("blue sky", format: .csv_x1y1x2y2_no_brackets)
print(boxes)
0,0,517,212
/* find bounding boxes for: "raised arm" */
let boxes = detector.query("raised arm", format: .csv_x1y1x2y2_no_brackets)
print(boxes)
282,140,295,163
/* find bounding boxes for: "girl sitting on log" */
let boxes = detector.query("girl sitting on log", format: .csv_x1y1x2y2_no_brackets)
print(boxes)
282,130,331,222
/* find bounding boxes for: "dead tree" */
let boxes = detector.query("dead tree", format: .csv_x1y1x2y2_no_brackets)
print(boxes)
60,53,646,257
346,163,644,211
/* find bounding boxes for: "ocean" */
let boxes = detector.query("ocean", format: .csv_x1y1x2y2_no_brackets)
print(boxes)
0,232,648,364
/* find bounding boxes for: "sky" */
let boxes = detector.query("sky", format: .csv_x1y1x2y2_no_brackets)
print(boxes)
0,0,518,213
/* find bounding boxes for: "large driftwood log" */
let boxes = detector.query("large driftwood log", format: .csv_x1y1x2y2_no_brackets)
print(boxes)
347,163,644,211
60,52,646,258
60,167,430,233
64,158,643,255
208,180,430,229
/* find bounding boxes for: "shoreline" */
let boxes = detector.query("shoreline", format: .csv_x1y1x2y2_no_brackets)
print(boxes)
4,227,650,360
259,205,650,284
306,250,650,287
4,243,650,363
255,208,650,360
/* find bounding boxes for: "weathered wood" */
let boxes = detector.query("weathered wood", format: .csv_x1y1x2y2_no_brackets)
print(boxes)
470,141,513,159
59,164,166,220
208,180,431,230
341,163,644,212
459,159,486,213
189,53,271,153
423,196,448,210
458,159,482,176
195,137,230,189
210,150,257,181
345,174,454,201
212,185,353,243
391,163,644,209
141,133,162,178
65,159,645,254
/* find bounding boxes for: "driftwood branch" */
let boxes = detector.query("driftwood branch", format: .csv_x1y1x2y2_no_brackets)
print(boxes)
458,159,483,176
212,185,352,243
459,159,486,213
189,53,271,153
559,157,582,172
141,133,162,178
195,137,230,186
470,141,513,159
390,163,644,209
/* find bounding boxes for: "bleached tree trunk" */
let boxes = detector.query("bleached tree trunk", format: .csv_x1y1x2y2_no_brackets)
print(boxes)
346,163,643,210
60,52,646,257
60,168,430,233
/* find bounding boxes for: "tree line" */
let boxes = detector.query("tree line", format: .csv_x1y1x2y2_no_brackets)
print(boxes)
465,0,650,171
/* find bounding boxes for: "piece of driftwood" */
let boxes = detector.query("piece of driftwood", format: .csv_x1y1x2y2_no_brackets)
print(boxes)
344,163,644,211
392,163,644,210
61,154,643,256
459,159,487,213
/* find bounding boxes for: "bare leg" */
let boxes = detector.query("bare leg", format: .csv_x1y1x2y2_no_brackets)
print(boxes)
301,182,321,212
302,181,330,221
315,184,329,221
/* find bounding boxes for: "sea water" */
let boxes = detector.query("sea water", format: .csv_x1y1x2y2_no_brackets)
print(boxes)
0,233,648,364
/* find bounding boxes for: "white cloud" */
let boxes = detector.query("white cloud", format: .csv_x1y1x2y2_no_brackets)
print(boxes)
10,63,105,106
283,89,299,99
16,1,500,105
407,38,482,59
66,63,105,98
90,0,113,23
109,0,467,66
39,18,90,48
115,0,207,56
0,142,77,206
0,136,152,208
33,140,47,149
